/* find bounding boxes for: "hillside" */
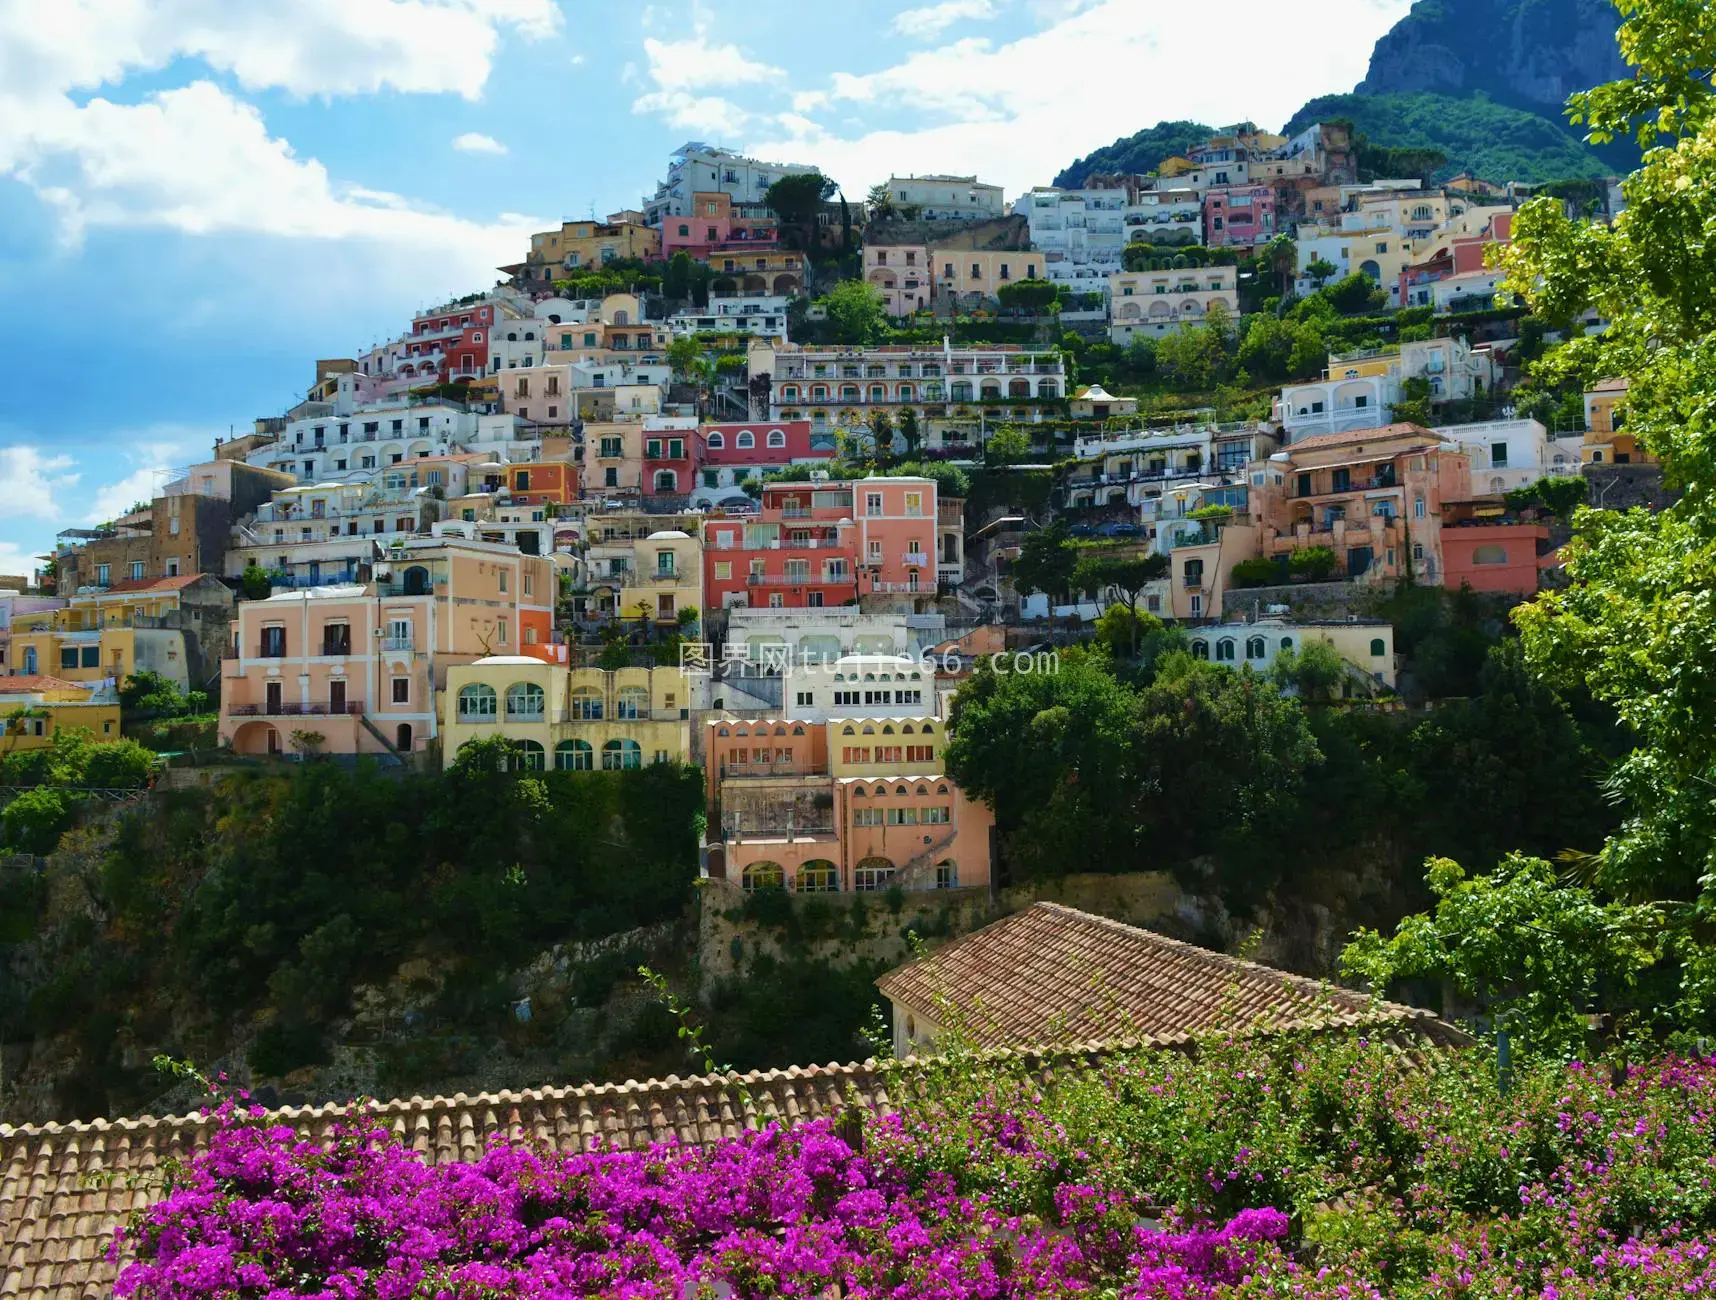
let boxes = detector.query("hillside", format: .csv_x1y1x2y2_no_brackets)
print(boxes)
1053,120,1214,189
1281,91,1611,183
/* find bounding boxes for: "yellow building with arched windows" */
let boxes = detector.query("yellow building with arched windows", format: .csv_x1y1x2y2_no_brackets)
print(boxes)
441,658,691,771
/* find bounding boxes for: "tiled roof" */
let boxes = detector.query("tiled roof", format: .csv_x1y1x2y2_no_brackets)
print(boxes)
1591,377,1630,393
95,574,209,596
1285,422,1439,451
0,676,87,695
876,902,1457,1050
0,1061,894,1300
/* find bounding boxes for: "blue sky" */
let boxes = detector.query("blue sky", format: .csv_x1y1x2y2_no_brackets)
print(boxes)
0,0,1410,577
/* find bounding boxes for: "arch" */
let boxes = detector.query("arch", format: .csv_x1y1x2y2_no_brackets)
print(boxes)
742,274,767,294
1246,636,1266,660
1118,301,1143,320
1148,300,1173,319
840,385,860,400
1216,638,1236,661
402,565,432,596
766,428,786,448
772,273,799,295
654,469,678,492
795,859,839,893
555,739,593,771
706,431,725,449
601,738,643,770
1280,636,1294,651
737,430,755,448
569,687,603,719
1191,640,1210,660
1358,259,1382,281
230,720,283,756
395,723,413,752
979,380,1001,400
854,856,896,891
1008,379,1029,397
800,634,842,662
505,681,545,719
457,682,497,721
742,861,785,892
511,739,545,772
1369,637,1387,656
1037,379,1058,399
616,685,650,719
868,384,886,402
611,309,630,326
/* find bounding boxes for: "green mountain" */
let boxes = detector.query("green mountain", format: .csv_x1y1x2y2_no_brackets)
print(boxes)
1053,120,1214,190
1282,91,1610,183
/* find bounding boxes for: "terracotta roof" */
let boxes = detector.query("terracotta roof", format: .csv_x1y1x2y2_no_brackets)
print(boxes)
0,1061,895,1300
95,574,210,596
875,902,1455,1050
1591,377,1630,393
0,676,88,695
1285,422,1440,451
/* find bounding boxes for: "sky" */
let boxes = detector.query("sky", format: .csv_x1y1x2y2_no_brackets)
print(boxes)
0,0,1412,578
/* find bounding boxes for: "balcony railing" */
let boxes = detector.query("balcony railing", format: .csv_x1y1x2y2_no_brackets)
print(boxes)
230,702,364,718
747,573,854,586
381,636,414,652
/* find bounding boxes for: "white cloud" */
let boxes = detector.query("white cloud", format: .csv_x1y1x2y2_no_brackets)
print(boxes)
633,89,754,135
0,447,79,523
0,541,47,581
84,467,167,525
637,34,782,94
452,131,508,154
891,0,996,40
0,1,554,258
747,0,1413,196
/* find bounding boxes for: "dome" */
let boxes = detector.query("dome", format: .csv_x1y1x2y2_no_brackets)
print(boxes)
647,529,690,540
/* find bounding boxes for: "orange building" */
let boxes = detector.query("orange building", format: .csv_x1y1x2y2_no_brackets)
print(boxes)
219,537,555,760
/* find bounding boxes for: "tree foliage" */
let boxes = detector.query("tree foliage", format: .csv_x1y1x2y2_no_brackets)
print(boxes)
819,279,887,345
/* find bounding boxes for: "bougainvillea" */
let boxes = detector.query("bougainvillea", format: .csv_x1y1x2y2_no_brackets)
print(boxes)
116,1040,1716,1298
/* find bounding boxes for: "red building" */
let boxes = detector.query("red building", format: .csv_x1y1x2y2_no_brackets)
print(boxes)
404,301,494,381
1203,185,1277,248
1441,519,1553,595
643,427,697,498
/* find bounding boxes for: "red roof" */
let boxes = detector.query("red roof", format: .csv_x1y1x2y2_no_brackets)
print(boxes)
1286,422,1440,451
98,573,209,595
0,675,89,694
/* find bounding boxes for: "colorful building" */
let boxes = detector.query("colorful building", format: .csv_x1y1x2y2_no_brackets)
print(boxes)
1108,265,1239,342
701,477,943,611
1202,185,1277,247
9,574,233,692
0,676,122,752
505,217,663,286
1582,379,1648,465
218,538,555,759
863,241,932,316
704,713,993,894
691,420,835,506
1186,619,1397,691
661,191,781,263
1440,520,1554,595
441,661,691,772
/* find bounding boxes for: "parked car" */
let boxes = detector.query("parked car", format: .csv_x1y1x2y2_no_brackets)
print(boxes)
1108,522,1143,538
1068,523,1097,537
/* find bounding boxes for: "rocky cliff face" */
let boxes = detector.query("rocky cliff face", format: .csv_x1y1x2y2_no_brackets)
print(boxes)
1357,0,1626,112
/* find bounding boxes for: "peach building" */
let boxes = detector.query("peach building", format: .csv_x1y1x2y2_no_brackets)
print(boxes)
219,537,555,760
704,714,993,894
1582,378,1649,465
1252,423,1472,587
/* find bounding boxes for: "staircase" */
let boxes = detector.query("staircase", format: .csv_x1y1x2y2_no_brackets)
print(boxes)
357,713,410,768
892,827,961,891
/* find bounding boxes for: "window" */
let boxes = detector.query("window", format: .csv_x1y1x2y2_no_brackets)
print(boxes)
707,431,725,449
259,625,286,658
766,429,786,448
569,689,603,720
1472,544,1510,566
865,492,883,517
505,681,545,719
616,686,649,719
602,738,642,770
457,682,497,721
321,622,351,656
128,560,145,580
854,859,895,891
1246,636,1266,660
512,740,545,772
96,564,110,586
60,647,79,670
555,739,593,771
796,861,838,893
1490,441,1509,468
1414,495,1426,520
737,430,755,449
391,677,409,704
1216,638,1236,661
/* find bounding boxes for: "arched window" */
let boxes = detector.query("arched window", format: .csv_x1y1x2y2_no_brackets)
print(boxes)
869,385,885,402
1472,544,1509,565
706,431,724,449
1192,640,1210,660
616,686,649,719
1369,638,1387,656
855,856,896,891
569,688,603,720
505,681,544,719
457,682,496,721
766,429,786,447
1216,638,1236,661
555,739,593,771
654,469,677,492
402,565,432,596
512,740,545,772
602,738,642,770
737,430,755,448
1280,637,1294,651
1246,636,1266,660
742,861,784,892
796,860,838,893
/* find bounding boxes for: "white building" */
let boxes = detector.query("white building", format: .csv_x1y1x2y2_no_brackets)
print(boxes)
1277,338,1498,441
1015,188,1129,291
668,295,792,339
1185,618,1396,690
1123,188,1203,247
1432,418,1584,495
489,320,548,373
1108,265,1239,342
782,654,937,722
888,175,1005,222
248,396,482,484
645,143,819,226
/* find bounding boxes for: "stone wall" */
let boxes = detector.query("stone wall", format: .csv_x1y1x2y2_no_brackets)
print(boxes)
1220,580,1380,621
1584,464,1677,512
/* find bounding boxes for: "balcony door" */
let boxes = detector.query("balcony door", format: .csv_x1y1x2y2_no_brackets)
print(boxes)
329,679,347,714
265,681,283,714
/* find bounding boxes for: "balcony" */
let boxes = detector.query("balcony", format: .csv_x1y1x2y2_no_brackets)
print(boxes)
747,573,854,587
380,635,415,652
230,701,364,718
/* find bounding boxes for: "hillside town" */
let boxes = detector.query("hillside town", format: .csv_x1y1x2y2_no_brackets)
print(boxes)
5,0,1716,1288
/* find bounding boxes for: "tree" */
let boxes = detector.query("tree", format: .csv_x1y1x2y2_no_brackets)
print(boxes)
821,279,886,345
0,786,75,855
865,181,896,222
996,278,1058,314
239,561,273,602
765,172,836,250
1009,522,1079,604
898,407,921,456
666,335,701,378
1093,604,1160,657
1325,272,1385,314
985,424,1031,465
1305,257,1338,289
1269,640,1351,704
1260,233,1297,304
1287,545,1338,581
1390,375,1434,425
869,410,896,459
1071,551,1168,656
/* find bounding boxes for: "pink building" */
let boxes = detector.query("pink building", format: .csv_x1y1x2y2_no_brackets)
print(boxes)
864,242,932,316
1441,519,1553,595
1203,185,1276,248
219,538,556,760
661,191,780,263
701,477,939,610
404,302,495,382
704,716,994,893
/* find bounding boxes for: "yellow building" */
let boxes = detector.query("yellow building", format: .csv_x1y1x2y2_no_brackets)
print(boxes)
442,659,691,771
8,574,230,689
1582,378,1649,465
513,220,662,283
0,675,121,753
827,716,947,779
